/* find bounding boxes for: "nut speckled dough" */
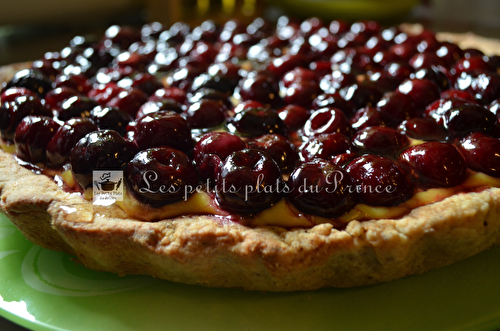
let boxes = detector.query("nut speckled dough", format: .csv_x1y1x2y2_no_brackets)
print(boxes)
1,27,500,291
2,150,500,291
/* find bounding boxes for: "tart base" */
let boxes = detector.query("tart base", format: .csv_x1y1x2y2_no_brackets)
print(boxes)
1,150,500,291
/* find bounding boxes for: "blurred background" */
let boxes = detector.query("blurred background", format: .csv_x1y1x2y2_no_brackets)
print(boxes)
0,0,500,65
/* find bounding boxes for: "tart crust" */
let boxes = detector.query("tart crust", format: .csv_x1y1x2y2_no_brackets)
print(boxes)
1,27,500,291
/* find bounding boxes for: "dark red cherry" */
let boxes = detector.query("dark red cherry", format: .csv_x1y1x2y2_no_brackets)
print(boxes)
277,104,311,131
455,72,500,105
215,149,283,215
435,42,464,67
70,130,137,190
56,96,98,121
46,118,97,168
443,104,497,138
456,132,500,177
283,81,322,108
303,107,351,137
135,99,183,119
131,72,163,96
89,106,133,136
247,134,298,173
319,71,357,93
345,154,414,206
338,82,384,110
0,95,52,142
352,126,409,157
384,61,414,83
376,91,418,126
330,152,359,167
409,52,445,70
451,56,493,77
126,147,199,207
53,74,91,94
424,97,475,125
134,111,191,154
1,87,37,105
268,53,308,78
398,142,467,188
3,69,52,97
410,66,450,91
350,106,391,131
150,87,187,104
44,86,80,110
311,93,355,117
102,25,142,49
165,65,204,91
233,100,264,114
237,72,280,106
286,159,357,218
193,131,246,182
14,115,60,163
440,89,476,102
31,59,60,80
88,82,125,106
226,107,287,137
398,117,447,141
397,78,440,111
106,88,148,118
299,133,352,162
185,99,226,129
280,67,319,88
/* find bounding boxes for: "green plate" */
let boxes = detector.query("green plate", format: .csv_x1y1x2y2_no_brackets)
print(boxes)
1,212,500,331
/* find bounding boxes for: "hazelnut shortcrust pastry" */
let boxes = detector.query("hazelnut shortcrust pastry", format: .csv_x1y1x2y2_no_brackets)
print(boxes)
1,18,500,291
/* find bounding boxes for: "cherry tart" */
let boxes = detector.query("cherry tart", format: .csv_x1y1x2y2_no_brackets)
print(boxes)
1,19,500,291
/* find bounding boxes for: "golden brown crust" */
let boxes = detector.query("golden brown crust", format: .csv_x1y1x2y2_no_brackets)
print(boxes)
1,27,500,291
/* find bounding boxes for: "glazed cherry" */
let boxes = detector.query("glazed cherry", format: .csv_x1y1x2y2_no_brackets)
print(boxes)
443,104,497,138
131,72,163,96
185,99,226,129
70,130,137,190
319,71,357,93
376,91,417,126
237,72,281,106
46,118,97,168
0,87,37,104
135,99,183,119
247,134,298,173
226,106,287,137
44,87,80,110
89,106,133,136
338,82,384,110
303,107,351,137
277,104,310,131
190,73,236,95
350,106,390,130
3,69,52,97
440,89,476,103
0,95,52,142
126,147,199,207
456,132,500,177
87,83,125,106
215,149,283,215
352,126,409,157
187,88,233,110
424,97,475,125
398,118,447,141
299,133,352,162
311,93,355,117
56,95,98,121
106,88,148,118
53,74,91,94
345,154,414,206
134,111,191,153
280,67,318,88
233,100,264,114
14,115,60,163
410,67,450,91
397,78,440,111
193,131,246,182
102,25,142,49
398,142,467,188
283,81,322,108
408,52,445,70
435,42,464,67
268,53,308,78
286,159,357,218
451,56,493,77
455,72,500,105
150,87,187,104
